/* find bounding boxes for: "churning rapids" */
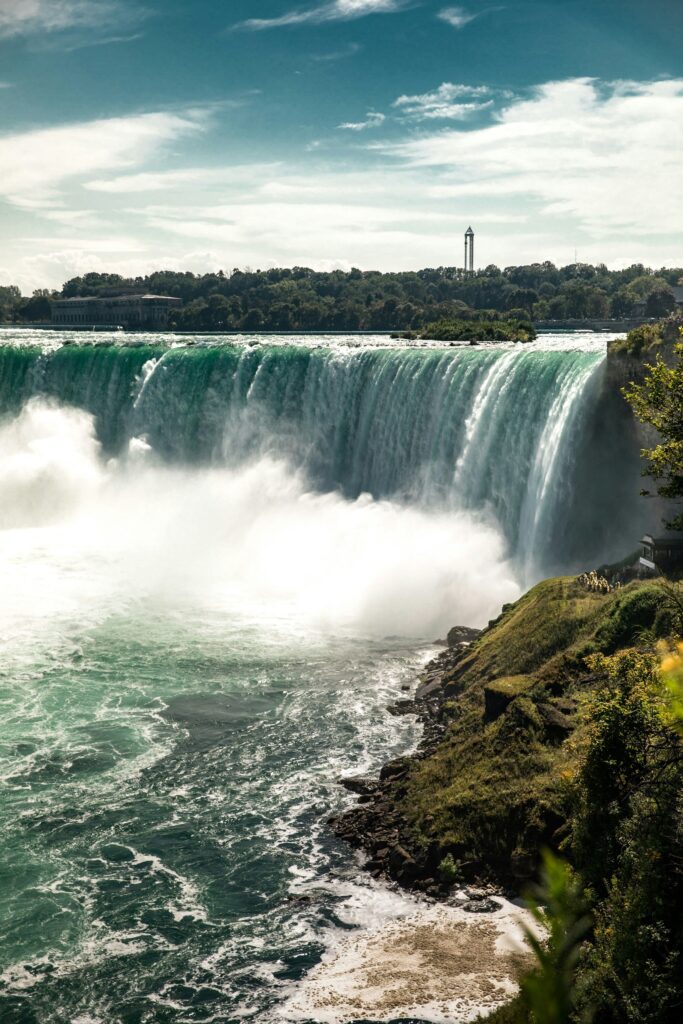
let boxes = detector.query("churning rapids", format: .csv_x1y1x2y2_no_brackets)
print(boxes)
0,329,639,1023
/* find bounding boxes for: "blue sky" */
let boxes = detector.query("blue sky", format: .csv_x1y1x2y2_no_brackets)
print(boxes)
1,0,682,290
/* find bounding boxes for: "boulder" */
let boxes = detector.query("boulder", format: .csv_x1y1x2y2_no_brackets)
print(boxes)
387,699,416,716
462,897,501,913
446,625,481,647
483,676,534,723
510,851,537,880
379,757,411,782
389,844,415,871
484,684,515,722
339,775,379,796
537,702,574,740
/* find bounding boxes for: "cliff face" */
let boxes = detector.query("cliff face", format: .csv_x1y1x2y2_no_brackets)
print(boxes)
605,333,679,534
540,344,655,572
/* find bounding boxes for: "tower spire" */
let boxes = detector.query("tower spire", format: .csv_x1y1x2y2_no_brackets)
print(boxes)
464,226,475,273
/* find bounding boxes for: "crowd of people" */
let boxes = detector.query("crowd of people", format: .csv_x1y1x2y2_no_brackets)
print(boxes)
577,570,622,593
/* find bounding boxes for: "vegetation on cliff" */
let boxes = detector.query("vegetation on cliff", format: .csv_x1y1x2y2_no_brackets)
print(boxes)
396,578,672,880
609,317,682,357
623,333,683,530
482,639,683,1024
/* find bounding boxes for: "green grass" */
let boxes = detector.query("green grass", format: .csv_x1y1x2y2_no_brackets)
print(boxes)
395,577,668,879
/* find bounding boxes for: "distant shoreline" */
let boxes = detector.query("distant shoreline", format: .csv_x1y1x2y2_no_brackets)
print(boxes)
0,320,647,335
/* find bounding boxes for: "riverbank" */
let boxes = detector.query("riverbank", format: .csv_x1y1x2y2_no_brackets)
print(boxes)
330,631,484,894
331,575,667,891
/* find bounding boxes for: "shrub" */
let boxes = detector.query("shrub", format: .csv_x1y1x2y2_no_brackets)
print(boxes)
438,853,464,886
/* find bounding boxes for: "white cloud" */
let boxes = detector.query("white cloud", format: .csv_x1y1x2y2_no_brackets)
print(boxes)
55,30,143,52
85,164,282,193
41,208,103,226
338,111,386,131
2,79,682,290
385,78,683,239
312,41,362,61
394,83,494,119
437,6,477,29
235,0,406,31
0,109,206,211
0,0,142,39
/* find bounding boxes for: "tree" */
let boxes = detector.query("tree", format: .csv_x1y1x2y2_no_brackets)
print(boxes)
570,649,683,1024
17,290,53,322
645,287,676,318
624,335,683,530
519,852,591,1024
506,287,539,313
0,284,22,322
41,261,683,332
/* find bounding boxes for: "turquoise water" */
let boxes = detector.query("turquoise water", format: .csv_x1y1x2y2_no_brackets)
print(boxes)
0,329,629,1022
0,330,615,575
1,603,426,1023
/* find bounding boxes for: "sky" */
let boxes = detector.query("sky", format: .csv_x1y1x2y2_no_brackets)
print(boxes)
0,0,682,291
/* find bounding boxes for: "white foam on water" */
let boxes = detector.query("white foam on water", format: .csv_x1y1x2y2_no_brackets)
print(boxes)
0,325,619,352
0,399,520,658
282,895,538,1024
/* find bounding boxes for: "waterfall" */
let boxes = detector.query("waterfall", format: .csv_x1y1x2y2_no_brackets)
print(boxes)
0,337,632,579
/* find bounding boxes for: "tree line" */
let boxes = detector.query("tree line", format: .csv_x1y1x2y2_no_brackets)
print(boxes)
1,262,681,330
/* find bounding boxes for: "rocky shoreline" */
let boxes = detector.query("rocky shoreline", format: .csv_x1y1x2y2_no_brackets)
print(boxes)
330,625,501,902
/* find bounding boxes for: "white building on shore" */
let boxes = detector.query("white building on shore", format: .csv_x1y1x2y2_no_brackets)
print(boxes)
51,294,182,328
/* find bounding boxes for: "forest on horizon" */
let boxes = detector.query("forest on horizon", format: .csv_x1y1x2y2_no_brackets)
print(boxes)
2,261,682,331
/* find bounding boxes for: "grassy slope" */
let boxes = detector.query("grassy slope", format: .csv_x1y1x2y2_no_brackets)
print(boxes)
397,577,666,879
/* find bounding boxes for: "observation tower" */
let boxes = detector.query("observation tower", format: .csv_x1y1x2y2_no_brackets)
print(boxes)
464,226,475,273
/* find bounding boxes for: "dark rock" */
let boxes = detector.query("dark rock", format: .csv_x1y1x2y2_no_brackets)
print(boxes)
484,684,516,722
415,675,444,700
397,862,420,883
462,897,501,913
389,844,415,870
446,625,481,647
365,858,386,872
387,699,416,716
339,775,379,796
379,758,410,782
537,701,574,739
510,852,537,880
